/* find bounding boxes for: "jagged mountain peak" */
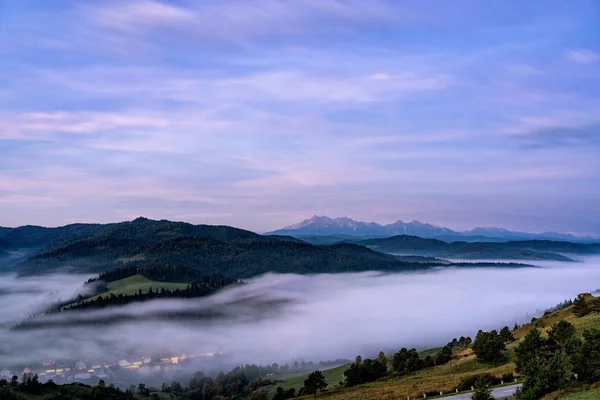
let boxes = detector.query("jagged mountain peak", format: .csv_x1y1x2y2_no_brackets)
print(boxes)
268,216,589,241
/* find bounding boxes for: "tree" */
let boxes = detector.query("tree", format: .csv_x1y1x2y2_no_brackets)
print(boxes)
378,351,388,369
303,370,328,398
547,320,576,348
137,383,150,397
574,294,591,317
435,346,453,365
499,326,514,343
515,329,545,372
355,355,362,364
465,336,473,346
520,351,572,400
573,328,600,383
92,380,106,400
471,376,495,400
249,390,268,400
423,355,435,368
273,386,296,400
392,348,423,374
344,359,387,387
170,381,183,393
473,330,506,363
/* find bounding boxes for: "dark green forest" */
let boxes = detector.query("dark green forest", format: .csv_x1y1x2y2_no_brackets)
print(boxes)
1,218,546,278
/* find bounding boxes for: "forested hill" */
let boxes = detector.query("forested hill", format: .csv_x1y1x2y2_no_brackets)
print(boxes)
0,217,267,250
355,235,600,261
0,223,114,249
7,218,461,277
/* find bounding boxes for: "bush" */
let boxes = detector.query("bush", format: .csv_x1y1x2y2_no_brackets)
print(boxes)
344,359,387,386
501,372,514,383
456,374,500,391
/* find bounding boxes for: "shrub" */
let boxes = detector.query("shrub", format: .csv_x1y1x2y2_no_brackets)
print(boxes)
456,374,500,391
501,372,514,383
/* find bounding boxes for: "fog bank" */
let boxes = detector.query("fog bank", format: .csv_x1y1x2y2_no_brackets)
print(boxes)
2,258,600,368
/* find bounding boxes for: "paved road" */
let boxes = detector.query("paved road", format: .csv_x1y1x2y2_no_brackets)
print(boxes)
438,384,522,400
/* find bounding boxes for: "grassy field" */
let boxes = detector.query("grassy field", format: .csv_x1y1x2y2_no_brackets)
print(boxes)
64,274,189,308
268,364,351,393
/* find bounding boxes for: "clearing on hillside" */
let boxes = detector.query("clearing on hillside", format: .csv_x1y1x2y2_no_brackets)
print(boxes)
63,274,189,308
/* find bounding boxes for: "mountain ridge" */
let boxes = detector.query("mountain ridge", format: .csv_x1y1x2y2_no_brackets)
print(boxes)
267,215,594,241
0,218,547,277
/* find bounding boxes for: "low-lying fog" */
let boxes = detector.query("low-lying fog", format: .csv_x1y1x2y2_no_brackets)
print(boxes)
2,257,600,369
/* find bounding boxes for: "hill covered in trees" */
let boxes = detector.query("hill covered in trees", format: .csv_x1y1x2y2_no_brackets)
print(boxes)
4,218,533,278
353,235,600,261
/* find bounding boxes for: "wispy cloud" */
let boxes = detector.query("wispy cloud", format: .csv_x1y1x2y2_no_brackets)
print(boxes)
516,123,600,148
81,0,395,45
565,48,600,64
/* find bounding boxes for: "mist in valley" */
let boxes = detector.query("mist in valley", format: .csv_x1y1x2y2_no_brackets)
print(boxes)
2,257,600,371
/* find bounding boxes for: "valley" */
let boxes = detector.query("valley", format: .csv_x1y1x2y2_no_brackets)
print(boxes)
2,218,600,400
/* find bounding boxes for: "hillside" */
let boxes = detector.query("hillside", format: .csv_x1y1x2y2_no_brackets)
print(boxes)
7,218,538,278
6,218,443,277
264,299,600,400
59,274,199,311
0,223,114,249
356,235,600,261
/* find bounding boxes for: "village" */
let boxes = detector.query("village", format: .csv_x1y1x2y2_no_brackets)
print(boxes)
0,352,218,387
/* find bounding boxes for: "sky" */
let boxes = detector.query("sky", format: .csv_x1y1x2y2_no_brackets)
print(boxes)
0,0,599,235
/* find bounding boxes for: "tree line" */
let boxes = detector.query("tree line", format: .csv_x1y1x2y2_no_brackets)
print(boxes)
60,279,238,312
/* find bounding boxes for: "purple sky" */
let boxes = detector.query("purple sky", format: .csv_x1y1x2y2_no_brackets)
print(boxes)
0,0,599,235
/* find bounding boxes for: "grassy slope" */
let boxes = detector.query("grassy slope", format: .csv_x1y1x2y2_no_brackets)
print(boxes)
102,274,189,296
562,388,600,400
280,302,600,400
64,274,189,308
264,364,350,398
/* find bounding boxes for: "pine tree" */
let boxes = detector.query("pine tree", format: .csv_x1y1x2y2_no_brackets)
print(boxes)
471,376,495,400
574,294,590,317
303,371,328,398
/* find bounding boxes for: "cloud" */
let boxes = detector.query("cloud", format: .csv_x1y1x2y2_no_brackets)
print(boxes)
504,63,543,76
81,0,395,44
2,258,600,369
515,123,600,148
1,112,171,137
23,66,452,106
368,72,392,80
84,0,195,34
565,48,600,64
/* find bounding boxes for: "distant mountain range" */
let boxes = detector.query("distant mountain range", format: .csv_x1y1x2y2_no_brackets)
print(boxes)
3,217,600,277
266,215,593,242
